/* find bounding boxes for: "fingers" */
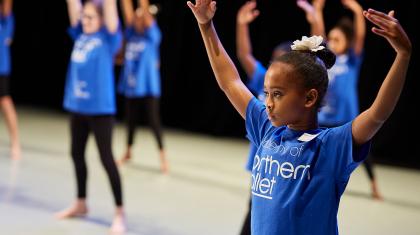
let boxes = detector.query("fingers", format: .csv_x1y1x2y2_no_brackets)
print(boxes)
364,12,390,29
186,1,195,11
244,1,257,11
253,10,260,18
297,0,313,12
388,10,395,17
210,1,216,11
366,8,396,22
371,27,391,38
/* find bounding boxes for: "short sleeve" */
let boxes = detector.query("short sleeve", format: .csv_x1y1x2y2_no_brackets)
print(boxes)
67,23,83,41
246,60,267,95
2,14,14,40
245,97,274,147
324,122,371,181
104,27,123,55
144,22,161,45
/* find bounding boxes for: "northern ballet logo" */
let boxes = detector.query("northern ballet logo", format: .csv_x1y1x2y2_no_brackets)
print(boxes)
71,37,103,63
125,41,146,61
251,140,310,200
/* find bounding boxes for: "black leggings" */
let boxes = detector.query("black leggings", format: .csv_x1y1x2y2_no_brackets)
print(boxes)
70,114,123,206
125,97,164,150
363,155,374,180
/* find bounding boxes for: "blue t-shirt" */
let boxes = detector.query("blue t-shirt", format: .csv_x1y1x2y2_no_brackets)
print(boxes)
318,50,363,126
63,24,122,115
246,97,370,235
0,14,14,75
118,22,162,97
245,60,267,172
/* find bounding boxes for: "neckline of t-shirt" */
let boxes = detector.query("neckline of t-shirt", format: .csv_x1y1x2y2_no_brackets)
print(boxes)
283,125,323,137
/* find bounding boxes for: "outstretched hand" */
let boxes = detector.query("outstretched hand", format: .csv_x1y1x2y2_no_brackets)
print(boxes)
363,9,411,56
237,1,260,25
296,0,320,24
187,0,217,25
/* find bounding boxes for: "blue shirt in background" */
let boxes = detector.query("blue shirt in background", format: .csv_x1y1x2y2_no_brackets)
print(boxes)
246,97,370,235
63,24,122,115
0,14,14,75
118,22,162,98
318,50,363,126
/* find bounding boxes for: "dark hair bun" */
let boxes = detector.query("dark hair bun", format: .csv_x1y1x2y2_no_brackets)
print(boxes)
315,43,336,69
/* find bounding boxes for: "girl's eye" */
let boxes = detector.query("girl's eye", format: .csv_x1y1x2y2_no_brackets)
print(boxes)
273,91,283,97
264,91,269,97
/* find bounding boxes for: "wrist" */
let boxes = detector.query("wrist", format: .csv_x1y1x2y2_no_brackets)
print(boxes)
198,20,212,28
236,20,249,26
397,50,411,59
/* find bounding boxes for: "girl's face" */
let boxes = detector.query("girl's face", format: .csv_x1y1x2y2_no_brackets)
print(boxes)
264,62,313,128
81,3,102,34
327,28,348,55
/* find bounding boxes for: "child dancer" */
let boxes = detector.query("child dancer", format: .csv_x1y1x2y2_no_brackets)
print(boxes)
0,0,20,160
187,0,411,233
117,0,168,174
56,0,126,233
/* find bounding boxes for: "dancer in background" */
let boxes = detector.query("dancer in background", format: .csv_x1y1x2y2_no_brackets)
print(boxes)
187,0,411,233
297,0,382,199
117,0,168,173
56,0,126,233
235,1,291,234
0,0,20,160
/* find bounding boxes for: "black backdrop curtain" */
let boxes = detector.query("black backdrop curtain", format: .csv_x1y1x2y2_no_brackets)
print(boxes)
9,0,419,168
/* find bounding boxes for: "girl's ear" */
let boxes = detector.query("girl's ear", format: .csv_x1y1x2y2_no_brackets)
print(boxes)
304,89,318,108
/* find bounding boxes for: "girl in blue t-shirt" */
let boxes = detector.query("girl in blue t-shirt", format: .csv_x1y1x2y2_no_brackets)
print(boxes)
298,0,382,200
56,0,126,233
0,0,20,160
235,2,292,234
117,0,168,173
188,0,411,234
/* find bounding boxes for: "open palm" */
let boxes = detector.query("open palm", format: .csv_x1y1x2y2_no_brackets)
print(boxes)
363,9,411,55
237,1,260,25
187,0,217,24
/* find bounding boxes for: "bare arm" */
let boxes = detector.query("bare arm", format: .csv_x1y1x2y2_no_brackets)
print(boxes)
2,0,12,16
120,0,135,26
236,1,259,78
103,0,119,33
296,0,326,38
66,0,82,27
139,0,155,27
187,0,253,119
342,0,365,55
352,9,412,145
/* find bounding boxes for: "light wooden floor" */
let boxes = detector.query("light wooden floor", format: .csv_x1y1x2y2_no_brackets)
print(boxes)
1,107,420,235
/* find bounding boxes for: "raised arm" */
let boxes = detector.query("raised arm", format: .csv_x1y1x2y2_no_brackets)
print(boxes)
341,0,365,55
352,9,412,145
103,0,119,33
187,0,253,118
296,0,326,38
236,1,259,78
120,0,135,26
66,0,82,27
139,0,155,28
2,0,12,16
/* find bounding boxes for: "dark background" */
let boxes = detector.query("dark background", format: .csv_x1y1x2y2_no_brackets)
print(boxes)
8,0,419,168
